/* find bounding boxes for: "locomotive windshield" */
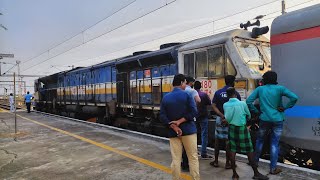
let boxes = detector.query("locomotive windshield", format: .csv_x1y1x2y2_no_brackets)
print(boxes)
262,45,271,62
236,41,264,65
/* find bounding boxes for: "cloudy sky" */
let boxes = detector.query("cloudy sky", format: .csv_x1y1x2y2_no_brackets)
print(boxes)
0,0,319,94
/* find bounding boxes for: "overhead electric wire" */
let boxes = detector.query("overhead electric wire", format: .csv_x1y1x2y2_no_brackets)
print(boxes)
74,0,316,66
21,0,177,73
67,0,284,65
21,0,276,72
21,0,137,65
1,64,17,76
23,0,316,74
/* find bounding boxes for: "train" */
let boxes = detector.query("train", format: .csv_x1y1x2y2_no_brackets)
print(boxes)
271,4,320,169
34,4,320,170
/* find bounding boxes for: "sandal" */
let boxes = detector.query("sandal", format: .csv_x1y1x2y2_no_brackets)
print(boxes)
269,168,282,175
232,174,240,180
210,161,219,167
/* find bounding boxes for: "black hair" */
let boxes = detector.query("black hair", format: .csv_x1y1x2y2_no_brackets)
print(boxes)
262,71,278,85
186,76,195,84
172,74,186,86
194,81,201,90
226,87,236,98
27,91,30,94
225,75,236,86
10,93,13,96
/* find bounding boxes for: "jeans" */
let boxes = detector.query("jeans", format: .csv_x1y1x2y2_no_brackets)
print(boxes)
198,117,209,156
26,102,31,113
255,120,283,171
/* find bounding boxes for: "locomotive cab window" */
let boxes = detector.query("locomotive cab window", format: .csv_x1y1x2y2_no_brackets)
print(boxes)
262,45,271,63
183,45,231,78
196,51,207,78
184,53,195,77
226,54,236,76
208,46,224,77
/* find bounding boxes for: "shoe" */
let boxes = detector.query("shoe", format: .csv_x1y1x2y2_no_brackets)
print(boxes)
201,154,213,160
252,173,269,180
269,168,282,175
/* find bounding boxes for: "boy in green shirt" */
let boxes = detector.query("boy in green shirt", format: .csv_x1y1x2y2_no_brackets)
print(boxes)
223,87,268,180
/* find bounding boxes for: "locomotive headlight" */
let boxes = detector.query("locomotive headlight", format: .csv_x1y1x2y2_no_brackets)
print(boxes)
251,26,269,38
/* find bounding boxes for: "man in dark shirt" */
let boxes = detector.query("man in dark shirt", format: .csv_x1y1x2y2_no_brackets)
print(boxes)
160,74,200,180
194,81,213,159
211,75,241,168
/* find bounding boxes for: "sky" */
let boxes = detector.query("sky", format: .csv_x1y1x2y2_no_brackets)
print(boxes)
0,0,319,94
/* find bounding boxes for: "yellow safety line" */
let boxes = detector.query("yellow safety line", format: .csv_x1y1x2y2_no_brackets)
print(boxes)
0,108,8,112
14,113,192,180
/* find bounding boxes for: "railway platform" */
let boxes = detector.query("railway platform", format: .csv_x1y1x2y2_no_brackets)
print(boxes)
0,108,319,180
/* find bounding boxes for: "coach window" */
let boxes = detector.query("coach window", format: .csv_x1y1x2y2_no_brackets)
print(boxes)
196,51,207,78
208,46,224,77
184,53,195,77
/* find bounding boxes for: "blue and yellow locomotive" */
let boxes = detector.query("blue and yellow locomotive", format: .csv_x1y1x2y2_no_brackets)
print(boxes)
35,29,271,131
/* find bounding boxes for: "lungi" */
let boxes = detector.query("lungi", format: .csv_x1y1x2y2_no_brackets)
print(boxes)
228,124,254,153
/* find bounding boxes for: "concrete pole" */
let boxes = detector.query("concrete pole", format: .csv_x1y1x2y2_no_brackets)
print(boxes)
0,57,2,75
16,60,21,96
282,0,286,15
13,72,17,135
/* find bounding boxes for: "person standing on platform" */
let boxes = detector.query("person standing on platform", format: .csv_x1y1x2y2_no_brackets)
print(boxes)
160,74,200,180
181,76,201,171
9,93,15,112
194,81,213,159
246,71,298,175
24,91,33,113
211,75,240,168
224,87,269,180
185,76,201,104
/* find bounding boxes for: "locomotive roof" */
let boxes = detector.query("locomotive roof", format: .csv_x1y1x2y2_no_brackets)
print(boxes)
115,45,180,71
115,45,179,64
178,29,269,52
271,4,320,35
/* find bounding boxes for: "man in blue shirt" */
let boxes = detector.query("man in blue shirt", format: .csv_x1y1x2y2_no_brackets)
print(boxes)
246,71,298,175
194,81,212,160
24,91,33,113
211,75,240,168
160,74,200,180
